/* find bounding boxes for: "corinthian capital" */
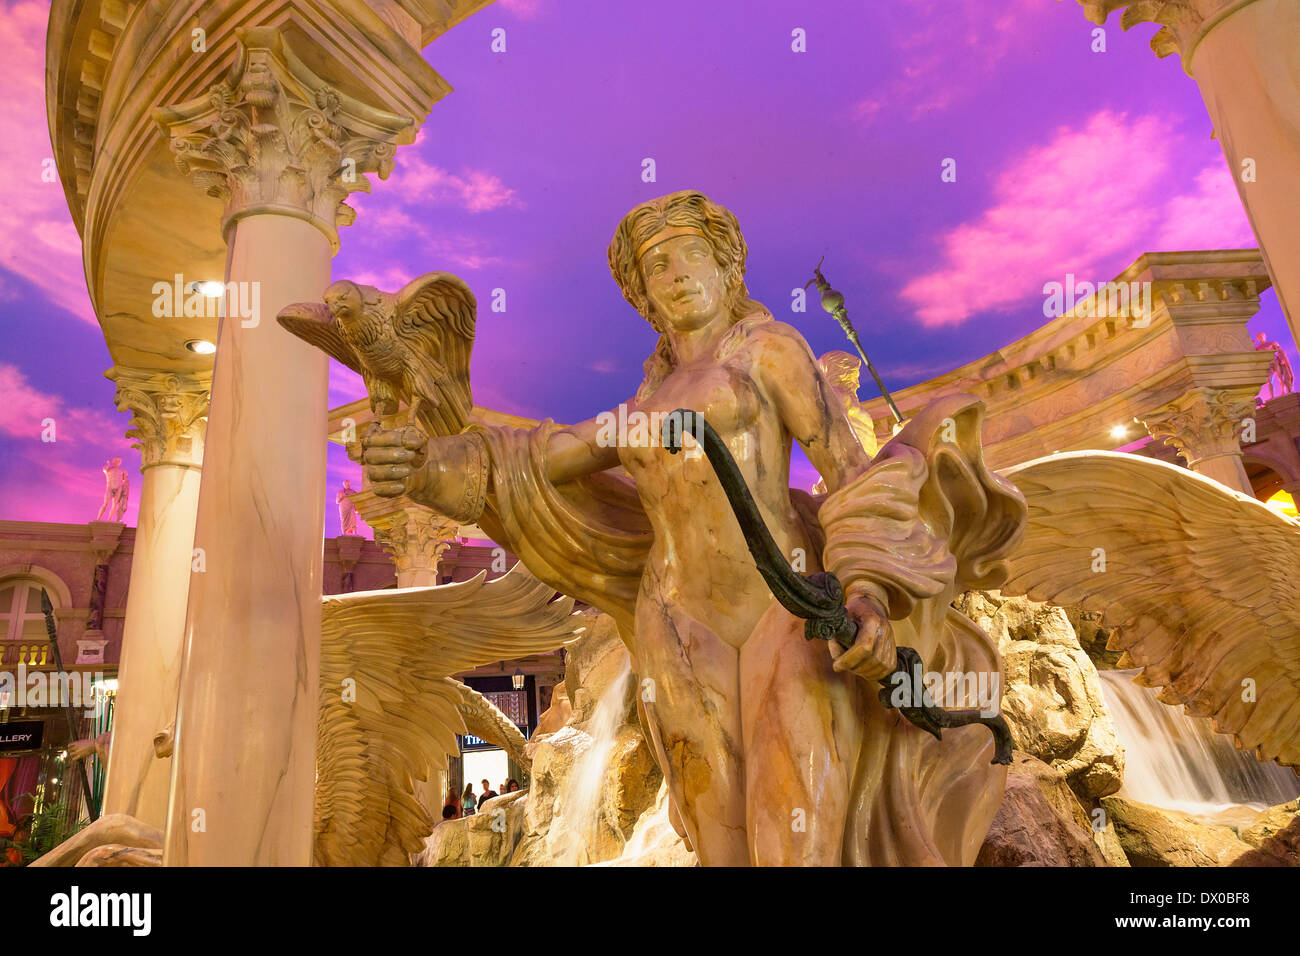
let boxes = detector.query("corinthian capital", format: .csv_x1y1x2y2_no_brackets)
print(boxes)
1141,385,1258,465
372,507,460,578
106,367,211,469
153,26,416,250
1069,0,1260,65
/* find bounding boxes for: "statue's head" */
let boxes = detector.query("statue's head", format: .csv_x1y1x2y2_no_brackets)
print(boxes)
608,191,752,334
324,281,364,327
342,479,352,489
112,457,121,466
818,351,862,400
1256,332,1267,344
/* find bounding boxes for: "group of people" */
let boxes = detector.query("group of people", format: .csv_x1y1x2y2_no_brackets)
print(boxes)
441,778,521,821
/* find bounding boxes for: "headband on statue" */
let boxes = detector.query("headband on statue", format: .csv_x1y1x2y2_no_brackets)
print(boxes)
636,226,708,260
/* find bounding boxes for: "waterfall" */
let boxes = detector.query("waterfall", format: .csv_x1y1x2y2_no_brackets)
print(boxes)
551,656,633,865
1098,669,1300,817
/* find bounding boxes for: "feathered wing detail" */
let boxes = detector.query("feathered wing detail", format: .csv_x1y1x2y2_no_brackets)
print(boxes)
314,566,585,866
275,302,363,373
395,272,477,438
443,678,533,772
1000,451,1300,769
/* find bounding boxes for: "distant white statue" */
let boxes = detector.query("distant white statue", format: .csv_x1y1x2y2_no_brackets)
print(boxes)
337,479,359,535
1255,332,1295,400
95,457,129,522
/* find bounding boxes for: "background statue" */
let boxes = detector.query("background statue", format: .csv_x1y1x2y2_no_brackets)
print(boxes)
94,457,128,522
1255,332,1295,400
336,479,359,535
811,349,879,493
284,190,1026,866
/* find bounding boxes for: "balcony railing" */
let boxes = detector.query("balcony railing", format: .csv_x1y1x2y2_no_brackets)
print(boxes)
1,641,51,667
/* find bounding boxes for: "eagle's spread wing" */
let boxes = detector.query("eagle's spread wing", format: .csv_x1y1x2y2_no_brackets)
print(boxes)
276,302,363,373
314,565,585,866
1000,451,1300,769
395,272,477,437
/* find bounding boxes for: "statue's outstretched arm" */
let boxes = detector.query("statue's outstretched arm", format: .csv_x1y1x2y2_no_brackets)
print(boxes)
544,415,623,484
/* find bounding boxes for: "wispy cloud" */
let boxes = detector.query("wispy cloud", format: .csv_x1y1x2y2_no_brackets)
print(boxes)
386,153,521,213
898,110,1255,327
850,0,1044,127
0,1,94,324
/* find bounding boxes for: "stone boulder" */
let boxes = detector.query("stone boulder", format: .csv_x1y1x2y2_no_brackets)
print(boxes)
600,781,696,867
956,591,1124,800
419,789,529,867
1101,796,1257,867
977,752,1107,866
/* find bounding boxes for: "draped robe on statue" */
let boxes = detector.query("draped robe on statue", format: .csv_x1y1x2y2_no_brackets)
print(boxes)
469,392,1026,865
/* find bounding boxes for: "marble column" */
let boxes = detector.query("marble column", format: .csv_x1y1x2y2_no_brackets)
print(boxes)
155,27,416,866
1141,385,1260,493
101,369,208,828
1074,0,1300,342
370,506,460,588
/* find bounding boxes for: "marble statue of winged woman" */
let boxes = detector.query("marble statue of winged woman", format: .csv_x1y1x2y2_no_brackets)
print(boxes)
281,190,1300,866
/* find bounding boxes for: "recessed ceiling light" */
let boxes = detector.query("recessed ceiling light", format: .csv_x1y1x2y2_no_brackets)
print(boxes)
1110,425,1128,440
185,339,216,355
195,280,225,297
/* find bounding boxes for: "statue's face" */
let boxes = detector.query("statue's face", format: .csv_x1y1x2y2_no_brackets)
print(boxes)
640,235,727,332
112,457,121,467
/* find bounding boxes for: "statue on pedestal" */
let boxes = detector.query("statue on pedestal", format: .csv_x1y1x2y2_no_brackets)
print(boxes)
283,190,1026,866
1255,332,1295,400
94,457,129,522
336,479,359,536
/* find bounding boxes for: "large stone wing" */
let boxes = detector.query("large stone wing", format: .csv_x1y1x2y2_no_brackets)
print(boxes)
1000,451,1300,769
395,272,477,437
314,565,584,866
276,301,363,373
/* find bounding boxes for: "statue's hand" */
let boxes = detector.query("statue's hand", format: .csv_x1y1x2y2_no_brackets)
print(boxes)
830,593,895,682
361,422,430,499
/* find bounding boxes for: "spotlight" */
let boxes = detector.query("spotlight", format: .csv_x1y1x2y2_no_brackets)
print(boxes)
185,339,216,355
1110,425,1128,441
196,280,226,297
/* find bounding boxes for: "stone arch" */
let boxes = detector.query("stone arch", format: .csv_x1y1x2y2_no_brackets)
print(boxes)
0,564,74,609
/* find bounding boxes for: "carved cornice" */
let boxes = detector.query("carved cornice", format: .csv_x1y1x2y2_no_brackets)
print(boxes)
1141,385,1259,465
1069,0,1264,68
105,367,210,470
153,26,416,250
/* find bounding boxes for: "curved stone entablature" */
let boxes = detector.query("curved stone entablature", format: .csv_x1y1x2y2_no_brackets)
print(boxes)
45,0,492,376
861,251,1275,476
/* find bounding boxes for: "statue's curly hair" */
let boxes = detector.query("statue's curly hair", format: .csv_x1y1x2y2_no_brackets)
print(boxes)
607,191,770,398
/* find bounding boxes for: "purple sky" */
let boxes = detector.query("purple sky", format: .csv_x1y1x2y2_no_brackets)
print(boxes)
1,0,1294,535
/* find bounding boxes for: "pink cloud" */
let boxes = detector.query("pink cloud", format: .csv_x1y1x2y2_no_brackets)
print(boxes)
899,110,1254,326
0,1,94,324
849,0,1044,126
498,0,542,18
386,155,521,213
0,364,121,444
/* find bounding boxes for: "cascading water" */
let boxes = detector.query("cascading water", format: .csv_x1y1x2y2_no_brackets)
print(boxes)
551,656,634,865
1098,669,1300,818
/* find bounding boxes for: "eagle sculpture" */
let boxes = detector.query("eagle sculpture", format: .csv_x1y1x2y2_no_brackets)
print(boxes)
278,272,476,437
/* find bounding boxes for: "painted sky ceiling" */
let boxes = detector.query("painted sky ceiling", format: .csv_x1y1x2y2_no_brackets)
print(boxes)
1,0,1293,534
